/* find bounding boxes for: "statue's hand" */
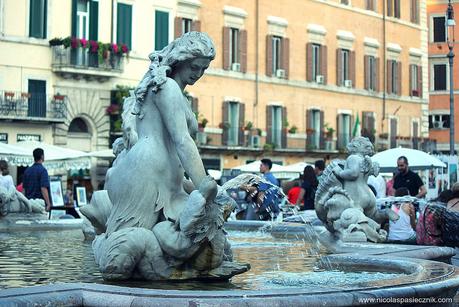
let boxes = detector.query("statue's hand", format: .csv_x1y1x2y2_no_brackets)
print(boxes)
332,166,342,178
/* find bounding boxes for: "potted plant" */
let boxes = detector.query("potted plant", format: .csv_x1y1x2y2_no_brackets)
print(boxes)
4,92,14,98
288,125,298,134
105,104,120,115
306,128,315,135
378,133,389,139
263,143,275,151
49,37,63,46
198,117,208,131
53,94,65,101
244,121,253,131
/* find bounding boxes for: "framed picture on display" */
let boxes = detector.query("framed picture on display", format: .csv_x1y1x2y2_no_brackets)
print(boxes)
76,187,87,206
50,180,64,207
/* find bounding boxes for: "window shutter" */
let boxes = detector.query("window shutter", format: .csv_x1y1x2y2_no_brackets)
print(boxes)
394,0,400,18
417,65,422,98
240,29,248,73
191,97,199,114
306,110,313,148
350,51,356,88
306,43,313,81
349,114,354,139
71,0,77,37
387,60,393,94
364,55,369,90
89,0,99,41
238,103,245,146
191,20,201,32
362,112,376,143
281,107,288,148
387,0,393,17
266,35,273,76
375,57,380,92
155,11,169,51
408,64,416,96
282,37,290,79
266,106,273,144
222,101,229,146
321,45,328,84
30,0,46,38
223,27,231,70
410,0,414,22
174,17,182,38
319,111,325,149
336,48,342,86
117,3,132,49
397,61,402,95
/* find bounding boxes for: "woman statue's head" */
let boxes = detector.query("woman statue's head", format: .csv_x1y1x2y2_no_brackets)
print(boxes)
150,31,216,70
135,32,216,104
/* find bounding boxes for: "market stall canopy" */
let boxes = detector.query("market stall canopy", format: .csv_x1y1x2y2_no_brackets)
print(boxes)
88,149,115,159
0,141,91,170
372,147,446,172
231,160,298,179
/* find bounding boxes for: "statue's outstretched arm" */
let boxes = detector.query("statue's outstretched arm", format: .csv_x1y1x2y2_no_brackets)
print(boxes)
156,79,206,188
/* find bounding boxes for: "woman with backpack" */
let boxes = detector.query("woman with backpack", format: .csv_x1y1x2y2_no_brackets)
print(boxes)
295,165,318,210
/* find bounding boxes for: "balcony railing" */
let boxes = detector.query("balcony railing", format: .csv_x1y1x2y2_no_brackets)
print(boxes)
0,91,67,121
51,46,124,81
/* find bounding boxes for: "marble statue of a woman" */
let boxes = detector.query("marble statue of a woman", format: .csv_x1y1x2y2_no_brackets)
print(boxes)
81,32,249,281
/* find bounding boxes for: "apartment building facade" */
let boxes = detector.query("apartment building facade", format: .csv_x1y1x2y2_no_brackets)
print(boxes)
427,0,458,153
0,0,428,184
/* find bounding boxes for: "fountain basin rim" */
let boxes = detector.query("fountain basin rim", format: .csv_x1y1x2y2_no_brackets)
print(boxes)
1,254,458,306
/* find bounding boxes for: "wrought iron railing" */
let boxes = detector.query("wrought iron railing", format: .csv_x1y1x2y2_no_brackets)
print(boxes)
0,91,67,119
51,46,124,71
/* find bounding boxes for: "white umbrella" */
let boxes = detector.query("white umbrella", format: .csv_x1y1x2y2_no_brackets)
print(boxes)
372,147,446,172
207,169,222,180
8,141,91,170
232,160,297,179
283,162,313,173
88,149,115,159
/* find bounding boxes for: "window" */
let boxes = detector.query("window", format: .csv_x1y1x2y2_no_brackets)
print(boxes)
337,113,351,150
28,80,46,118
312,44,321,81
76,0,89,39
228,102,240,146
29,0,47,38
433,64,447,91
366,0,376,11
72,0,98,40
155,10,169,51
182,18,192,35
387,0,400,18
230,28,240,65
410,65,419,96
341,49,350,84
271,106,283,147
117,3,132,49
341,0,349,5
311,110,321,149
433,16,446,42
411,0,419,24
429,114,450,129
272,36,282,73
69,118,89,133
368,56,376,91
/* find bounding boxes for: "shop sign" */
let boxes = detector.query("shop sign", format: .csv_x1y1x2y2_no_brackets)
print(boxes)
17,134,41,142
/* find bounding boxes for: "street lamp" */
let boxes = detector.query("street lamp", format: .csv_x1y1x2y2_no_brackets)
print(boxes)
447,0,456,156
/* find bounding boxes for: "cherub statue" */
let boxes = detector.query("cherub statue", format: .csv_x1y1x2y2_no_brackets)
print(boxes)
315,137,398,242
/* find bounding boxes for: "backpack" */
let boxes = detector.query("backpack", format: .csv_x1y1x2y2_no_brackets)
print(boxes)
416,204,445,246
441,208,459,247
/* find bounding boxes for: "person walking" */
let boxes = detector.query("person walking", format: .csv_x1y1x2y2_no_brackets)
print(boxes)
295,165,319,210
393,156,427,198
259,158,279,186
23,148,51,212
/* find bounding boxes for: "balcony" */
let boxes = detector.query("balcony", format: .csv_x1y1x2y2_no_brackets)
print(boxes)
0,91,67,122
51,46,124,82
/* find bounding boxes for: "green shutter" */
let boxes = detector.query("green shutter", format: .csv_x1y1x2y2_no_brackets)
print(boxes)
29,0,46,38
71,0,77,37
89,0,98,41
155,10,169,51
117,3,132,49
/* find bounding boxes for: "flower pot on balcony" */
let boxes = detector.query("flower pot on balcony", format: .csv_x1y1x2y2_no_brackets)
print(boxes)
197,132,207,145
53,95,65,101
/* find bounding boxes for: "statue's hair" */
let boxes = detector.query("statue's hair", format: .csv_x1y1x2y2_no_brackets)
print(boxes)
133,31,216,118
346,137,374,156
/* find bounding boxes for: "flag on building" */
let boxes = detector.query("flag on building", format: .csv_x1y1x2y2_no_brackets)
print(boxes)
352,114,361,137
